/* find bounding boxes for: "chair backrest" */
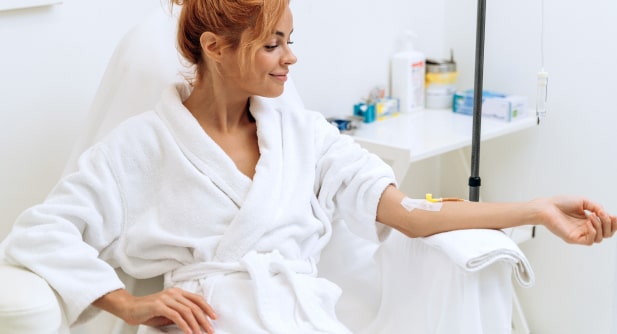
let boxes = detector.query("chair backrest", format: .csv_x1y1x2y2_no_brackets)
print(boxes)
64,6,304,175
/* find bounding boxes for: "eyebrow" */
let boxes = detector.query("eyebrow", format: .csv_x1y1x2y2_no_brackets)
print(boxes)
274,29,294,38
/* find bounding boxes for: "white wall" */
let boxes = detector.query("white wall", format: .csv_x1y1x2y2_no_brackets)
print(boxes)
290,0,448,117
0,0,447,239
445,0,617,333
0,0,166,239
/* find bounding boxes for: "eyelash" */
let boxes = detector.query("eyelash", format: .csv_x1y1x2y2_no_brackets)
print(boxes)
265,41,294,50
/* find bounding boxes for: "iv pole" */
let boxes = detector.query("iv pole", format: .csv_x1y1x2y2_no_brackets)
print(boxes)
469,0,486,202
468,3,534,331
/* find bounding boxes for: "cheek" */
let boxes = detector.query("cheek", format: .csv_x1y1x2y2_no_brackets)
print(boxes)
254,53,278,72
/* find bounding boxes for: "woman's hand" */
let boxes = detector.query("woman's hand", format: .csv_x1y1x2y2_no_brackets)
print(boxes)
535,196,617,245
93,287,217,334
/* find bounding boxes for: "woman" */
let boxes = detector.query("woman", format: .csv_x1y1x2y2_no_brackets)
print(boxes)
4,0,616,333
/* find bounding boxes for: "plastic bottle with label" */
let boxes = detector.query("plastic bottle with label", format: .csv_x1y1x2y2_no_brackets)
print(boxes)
425,51,458,109
390,31,426,113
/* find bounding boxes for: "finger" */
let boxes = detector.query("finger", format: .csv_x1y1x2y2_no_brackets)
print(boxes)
184,292,217,319
584,220,597,245
176,294,216,334
590,207,614,239
611,215,617,237
144,316,175,327
192,308,215,334
156,290,202,334
570,219,596,245
584,210,603,243
602,213,613,238
183,293,217,333
170,298,206,334
591,213,603,243
581,199,606,215
159,307,192,334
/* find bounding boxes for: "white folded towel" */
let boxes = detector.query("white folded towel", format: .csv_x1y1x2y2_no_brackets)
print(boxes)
421,229,535,287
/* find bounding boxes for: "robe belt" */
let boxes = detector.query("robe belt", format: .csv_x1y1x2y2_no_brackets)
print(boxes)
164,250,350,334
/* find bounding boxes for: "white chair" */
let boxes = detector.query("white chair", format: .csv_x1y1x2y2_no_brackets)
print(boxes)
0,7,534,334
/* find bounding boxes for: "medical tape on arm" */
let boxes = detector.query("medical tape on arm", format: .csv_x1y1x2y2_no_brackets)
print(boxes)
401,197,443,212
400,193,464,212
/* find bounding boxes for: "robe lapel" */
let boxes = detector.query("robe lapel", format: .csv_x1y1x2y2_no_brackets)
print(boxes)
157,84,290,262
156,83,252,208
214,96,284,261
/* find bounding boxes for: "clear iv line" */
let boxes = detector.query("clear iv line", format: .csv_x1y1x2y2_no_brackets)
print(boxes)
536,0,548,122
540,0,545,69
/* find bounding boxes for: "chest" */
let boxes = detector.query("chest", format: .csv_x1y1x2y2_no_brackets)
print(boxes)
205,122,260,180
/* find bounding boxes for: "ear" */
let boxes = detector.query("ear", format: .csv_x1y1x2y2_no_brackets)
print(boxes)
200,31,224,62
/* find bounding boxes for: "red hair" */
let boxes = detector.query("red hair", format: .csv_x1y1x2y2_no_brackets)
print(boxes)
171,0,288,81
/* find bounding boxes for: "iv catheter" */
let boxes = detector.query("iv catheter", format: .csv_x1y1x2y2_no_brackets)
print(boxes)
425,194,465,203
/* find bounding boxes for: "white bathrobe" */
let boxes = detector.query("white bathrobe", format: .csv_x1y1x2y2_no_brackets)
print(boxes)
5,83,395,333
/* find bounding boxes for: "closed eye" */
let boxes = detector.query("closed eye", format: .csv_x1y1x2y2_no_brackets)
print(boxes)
264,41,294,51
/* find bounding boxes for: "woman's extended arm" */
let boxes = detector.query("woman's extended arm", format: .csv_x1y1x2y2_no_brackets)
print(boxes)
93,288,217,334
377,185,617,245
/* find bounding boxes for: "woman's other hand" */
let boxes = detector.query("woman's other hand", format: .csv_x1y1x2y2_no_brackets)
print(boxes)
93,287,217,334
536,196,617,245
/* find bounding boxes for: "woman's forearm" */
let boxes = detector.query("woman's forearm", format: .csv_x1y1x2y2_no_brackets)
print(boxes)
376,186,538,237
376,185,616,244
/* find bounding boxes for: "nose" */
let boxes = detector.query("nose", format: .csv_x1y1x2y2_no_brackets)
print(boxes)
283,46,297,66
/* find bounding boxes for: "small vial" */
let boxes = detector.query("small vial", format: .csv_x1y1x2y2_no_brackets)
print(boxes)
536,70,549,119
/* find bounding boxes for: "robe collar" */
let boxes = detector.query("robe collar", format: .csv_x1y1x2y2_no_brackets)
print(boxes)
156,83,287,261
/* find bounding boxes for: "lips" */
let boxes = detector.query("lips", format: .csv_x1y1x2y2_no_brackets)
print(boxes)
270,73,288,83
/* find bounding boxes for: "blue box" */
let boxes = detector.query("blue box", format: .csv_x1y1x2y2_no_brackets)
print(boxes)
453,90,527,122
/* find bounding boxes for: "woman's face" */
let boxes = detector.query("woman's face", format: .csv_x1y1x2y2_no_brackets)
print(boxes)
221,5,297,98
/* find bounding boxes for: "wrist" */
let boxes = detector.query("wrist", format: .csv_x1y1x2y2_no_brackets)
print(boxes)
527,198,552,227
93,288,134,320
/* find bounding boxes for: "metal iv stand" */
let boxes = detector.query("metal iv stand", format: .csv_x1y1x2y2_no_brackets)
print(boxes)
468,0,486,202
469,3,533,332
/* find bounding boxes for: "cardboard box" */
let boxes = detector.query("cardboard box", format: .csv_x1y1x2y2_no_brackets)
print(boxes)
453,90,528,122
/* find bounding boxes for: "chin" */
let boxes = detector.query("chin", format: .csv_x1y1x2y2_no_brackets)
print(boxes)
260,87,285,98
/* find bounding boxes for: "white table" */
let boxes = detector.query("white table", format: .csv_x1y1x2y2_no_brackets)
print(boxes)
352,109,537,182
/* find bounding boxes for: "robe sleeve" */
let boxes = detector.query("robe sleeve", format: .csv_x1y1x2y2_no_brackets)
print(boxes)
313,114,396,243
4,144,126,326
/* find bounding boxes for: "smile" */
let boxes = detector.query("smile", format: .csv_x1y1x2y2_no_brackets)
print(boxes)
270,73,288,83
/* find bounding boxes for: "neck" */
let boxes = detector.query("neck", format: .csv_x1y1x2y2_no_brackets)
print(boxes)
183,78,252,133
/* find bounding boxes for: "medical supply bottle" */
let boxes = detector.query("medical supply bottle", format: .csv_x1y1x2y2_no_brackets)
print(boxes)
425,52,458,109
391,31,426,113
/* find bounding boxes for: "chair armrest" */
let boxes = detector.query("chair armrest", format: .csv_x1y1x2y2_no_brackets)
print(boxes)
0,262,68,334
420,228,535,287
367,230,517,333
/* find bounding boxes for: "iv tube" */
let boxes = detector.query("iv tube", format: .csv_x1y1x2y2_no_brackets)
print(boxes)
536,0,548,121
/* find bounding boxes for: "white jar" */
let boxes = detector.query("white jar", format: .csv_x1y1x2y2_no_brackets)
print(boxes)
425,59,458,109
